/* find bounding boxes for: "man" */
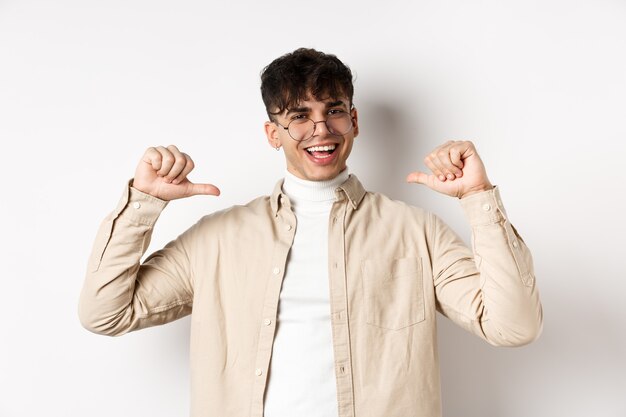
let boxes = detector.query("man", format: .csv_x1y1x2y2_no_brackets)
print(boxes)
79,48,542,417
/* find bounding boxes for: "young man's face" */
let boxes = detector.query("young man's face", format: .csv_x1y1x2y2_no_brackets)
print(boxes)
264,96,359,181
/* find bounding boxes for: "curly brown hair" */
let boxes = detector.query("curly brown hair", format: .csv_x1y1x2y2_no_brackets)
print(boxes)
260,48,354,121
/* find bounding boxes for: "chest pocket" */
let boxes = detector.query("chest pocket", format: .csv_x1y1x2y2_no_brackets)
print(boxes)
361,257,425,330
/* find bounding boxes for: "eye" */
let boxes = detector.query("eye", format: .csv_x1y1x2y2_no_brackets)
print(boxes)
328,109,346,116
291,114,308,120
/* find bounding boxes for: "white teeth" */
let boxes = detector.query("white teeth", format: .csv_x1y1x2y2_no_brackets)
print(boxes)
306,144,336,152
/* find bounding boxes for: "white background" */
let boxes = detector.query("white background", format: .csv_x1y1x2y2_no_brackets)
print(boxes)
1,1,625,416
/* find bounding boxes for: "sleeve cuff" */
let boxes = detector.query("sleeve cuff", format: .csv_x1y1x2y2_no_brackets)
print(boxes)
460,186,508,227
112,178,169,226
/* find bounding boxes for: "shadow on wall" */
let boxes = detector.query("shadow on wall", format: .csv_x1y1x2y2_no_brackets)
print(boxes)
351,98,419,200
351,96,448,216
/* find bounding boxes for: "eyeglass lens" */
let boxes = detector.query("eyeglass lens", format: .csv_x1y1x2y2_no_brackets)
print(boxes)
288,112,353,141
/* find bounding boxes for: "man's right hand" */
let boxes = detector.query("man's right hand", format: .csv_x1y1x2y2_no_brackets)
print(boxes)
132,145,221,201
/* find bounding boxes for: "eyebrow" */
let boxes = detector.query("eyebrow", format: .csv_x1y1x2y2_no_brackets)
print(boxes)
285,100,347,116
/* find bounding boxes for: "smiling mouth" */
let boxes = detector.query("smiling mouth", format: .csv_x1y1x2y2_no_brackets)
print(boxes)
305,144,337,159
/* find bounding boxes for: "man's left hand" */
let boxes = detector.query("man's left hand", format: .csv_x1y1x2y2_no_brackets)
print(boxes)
406,140,493,199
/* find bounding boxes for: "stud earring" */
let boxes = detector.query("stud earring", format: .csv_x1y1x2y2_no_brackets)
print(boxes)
275,144,281,151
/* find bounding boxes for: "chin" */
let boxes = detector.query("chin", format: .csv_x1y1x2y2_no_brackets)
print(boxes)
306,168,342,181
289,161,346,182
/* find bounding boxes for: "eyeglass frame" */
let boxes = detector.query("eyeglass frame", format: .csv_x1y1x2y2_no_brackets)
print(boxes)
273,107,356,142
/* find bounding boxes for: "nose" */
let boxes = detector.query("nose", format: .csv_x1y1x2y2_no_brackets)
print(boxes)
312,119,332,136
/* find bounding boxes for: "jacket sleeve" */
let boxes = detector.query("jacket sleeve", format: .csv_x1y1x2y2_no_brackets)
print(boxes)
431,187,543,347
78,179,195,336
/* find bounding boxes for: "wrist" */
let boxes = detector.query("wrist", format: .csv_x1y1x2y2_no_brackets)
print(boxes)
459,183,494,199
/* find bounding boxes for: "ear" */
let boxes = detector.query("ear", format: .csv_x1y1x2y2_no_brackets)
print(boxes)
351,107,359,138
264,120,281,149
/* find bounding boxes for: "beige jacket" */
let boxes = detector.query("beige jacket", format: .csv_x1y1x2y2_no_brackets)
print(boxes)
79,175,542,417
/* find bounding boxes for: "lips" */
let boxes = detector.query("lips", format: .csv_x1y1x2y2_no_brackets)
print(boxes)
305,143,337,159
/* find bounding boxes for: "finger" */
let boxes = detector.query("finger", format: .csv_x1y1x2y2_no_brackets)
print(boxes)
435,145,463,179
172,154,195,184
142,147,163,172
450,146,464,172
457,140,478,161
155,146,175,177
188,182,221,197
407,171,461,198
406,171,432,185
424,153,447,182
163,145,187,183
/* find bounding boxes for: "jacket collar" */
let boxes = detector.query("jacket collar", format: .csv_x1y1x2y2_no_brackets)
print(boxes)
270,174,366,216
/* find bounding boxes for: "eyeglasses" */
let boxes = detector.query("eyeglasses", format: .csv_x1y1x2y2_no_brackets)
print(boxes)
275,110,354,142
